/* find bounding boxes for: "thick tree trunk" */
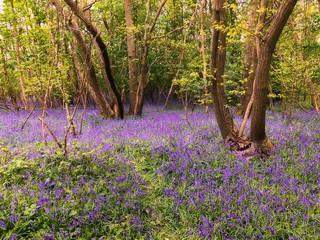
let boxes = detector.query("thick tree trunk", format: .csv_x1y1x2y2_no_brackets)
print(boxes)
0,45,12,111
94,40,119,114
250,0,298,147
124,0,139,114
210,0,238,142
63,0,124,119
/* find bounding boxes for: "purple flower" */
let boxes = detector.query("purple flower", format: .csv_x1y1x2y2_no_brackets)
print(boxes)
44,233,55,240
269,226,275,234
10,234,17,240
129,214,142,231
198,217,213,239
37,196,50,208
9,215,19,222
0,220,6,229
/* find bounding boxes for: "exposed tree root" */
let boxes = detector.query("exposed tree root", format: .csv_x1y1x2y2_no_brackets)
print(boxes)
227,137,275,159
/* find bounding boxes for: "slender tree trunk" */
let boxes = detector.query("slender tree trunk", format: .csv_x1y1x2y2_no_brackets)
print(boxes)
310,82,319,113
240,0,259,116
210,0,238,142
134,45,149,115
124,0,139,114
0,45,8,89
250,0,298,148
10,0,32,111
0,45,12,111
126,0,167,116
63,0,124,119
52,0,115,118
135,0,167,115
72,28,115,118
164,22,189,109
200,0,209,113
289,19,319,114
81,0,119,115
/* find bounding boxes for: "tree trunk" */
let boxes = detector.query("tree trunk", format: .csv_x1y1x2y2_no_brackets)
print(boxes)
72,24,115,118
81,0,119,115
10,0,32,111
124,0,139,114
240,0,259,116
134,45,149,115
52,0,115,118
63,0,124,119
200,0,209,113
250,0,298,147
289,18,319,114
310,81,319,113
210,0,238,142
126,0,167,116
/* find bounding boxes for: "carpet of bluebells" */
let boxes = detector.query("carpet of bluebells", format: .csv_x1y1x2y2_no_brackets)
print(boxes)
0,106,319,239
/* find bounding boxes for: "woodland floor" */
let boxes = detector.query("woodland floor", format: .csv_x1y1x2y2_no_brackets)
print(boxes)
0,106,319,239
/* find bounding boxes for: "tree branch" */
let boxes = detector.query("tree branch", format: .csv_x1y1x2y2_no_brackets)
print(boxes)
149,0,167,34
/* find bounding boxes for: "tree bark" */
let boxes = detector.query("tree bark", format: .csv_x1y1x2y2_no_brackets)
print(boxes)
134,0,167,115
210,0,238,142
10,0,32,111
124,0,139,114
310,82,319,113
81,0,119,115
63,0,124,119
289,18,319,114
124,0,167,116
240,0,259,116
250,0,298,146
71,24,115,118
200,0,209,113
52,0,115,118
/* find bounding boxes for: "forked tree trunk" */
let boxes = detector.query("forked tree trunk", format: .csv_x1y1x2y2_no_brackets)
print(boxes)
125,0,167,116
210,0,238,142
52,0,115,118
71,23,115,118
81,0,119,115
63,0,124,119
250,0,298,148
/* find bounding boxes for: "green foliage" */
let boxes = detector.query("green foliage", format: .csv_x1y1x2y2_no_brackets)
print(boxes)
0,0,318,113
271,1,320,111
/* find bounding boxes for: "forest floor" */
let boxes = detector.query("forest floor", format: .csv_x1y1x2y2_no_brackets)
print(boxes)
0,106,319,239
